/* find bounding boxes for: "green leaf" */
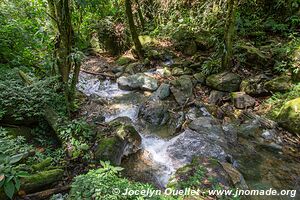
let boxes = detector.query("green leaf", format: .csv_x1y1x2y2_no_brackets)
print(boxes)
9,153,24,164
14,177,20,191
16,171,30,177
4,180,15,199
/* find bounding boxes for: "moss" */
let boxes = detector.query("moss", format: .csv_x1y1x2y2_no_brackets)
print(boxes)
116,56,134,66
265,75,292,92
96,137,118,154
21,169,64,192
277,98,300,135
32,157,53,171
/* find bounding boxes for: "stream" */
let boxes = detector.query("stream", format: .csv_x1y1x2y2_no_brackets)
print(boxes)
78,72,300,199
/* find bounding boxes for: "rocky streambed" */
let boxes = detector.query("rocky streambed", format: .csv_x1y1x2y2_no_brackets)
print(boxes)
77,71,300,199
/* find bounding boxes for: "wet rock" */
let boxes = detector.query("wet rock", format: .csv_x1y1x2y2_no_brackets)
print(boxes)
206,72,241,92
188,117,226,145
265,75,292,92
168,157,238,190
220,162,248,189
139,99,170,126
238,120,263,138
170,75,193,105
117,73,158,91
240,74,269,96
231,92,256,109
193,72,206,84
209,90,228,105
222,123,238,145
95,117,142,165
277,98,300,135
186,107,210,121
121,149,169,188
167,129,228,162
153,83,170,100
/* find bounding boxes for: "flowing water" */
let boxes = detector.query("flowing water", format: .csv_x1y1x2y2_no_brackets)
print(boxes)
78,72,300,199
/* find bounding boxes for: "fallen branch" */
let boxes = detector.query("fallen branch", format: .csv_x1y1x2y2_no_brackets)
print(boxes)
81,69,116,79
241,110,278,129
24,185,70,200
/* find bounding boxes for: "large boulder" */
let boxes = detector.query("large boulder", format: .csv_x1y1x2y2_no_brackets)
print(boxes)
206,72,241,92
264,75,292,92
167,129,228,162
277,98,300,135
231,92,256,109
95,117,142,165
138,99,169,126
170,75,193,105
117,73,158,91
188,117,226,145
168,157,247,190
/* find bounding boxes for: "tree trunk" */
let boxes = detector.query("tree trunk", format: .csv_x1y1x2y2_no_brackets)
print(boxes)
222,0,237,70
134,0,145,30
125,0,144,58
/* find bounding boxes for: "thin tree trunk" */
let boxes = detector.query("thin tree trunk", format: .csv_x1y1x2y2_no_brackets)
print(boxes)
135,0,145,30
69,60,81,104
125,0,144,58
222,0,237,70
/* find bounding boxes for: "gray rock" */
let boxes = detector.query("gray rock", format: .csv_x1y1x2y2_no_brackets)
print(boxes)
206,72,241,92
167,129,228,162
171,67,184,76
154,83,170,100
117,73,158,91
111,66,125,73
231,92,256,109
138,99,169,126
264,75,292,92
95,117,141,165
170,75,193,105
209,90,228,105
193,72,206,84
188,117,226,145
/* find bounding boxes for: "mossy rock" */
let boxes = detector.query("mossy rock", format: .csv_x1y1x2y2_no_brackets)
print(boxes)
265,75,292,92
206,72,241,92
277,98,300,135
95,118,142,165
32,157,53,172
95,136,124,165
193,72,206,84
20,169,64,193
116,56,134,66
167,157,234,190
